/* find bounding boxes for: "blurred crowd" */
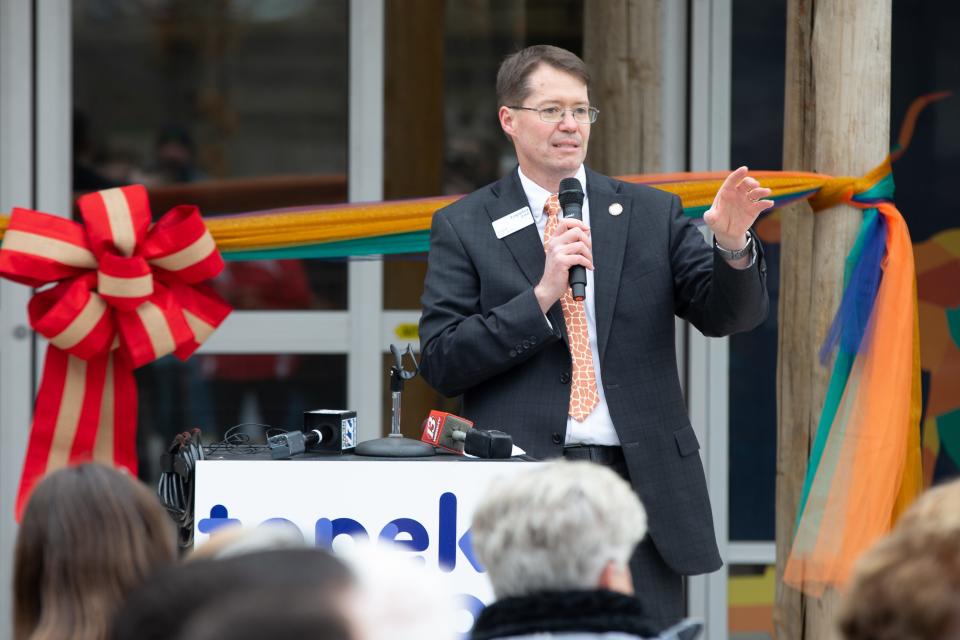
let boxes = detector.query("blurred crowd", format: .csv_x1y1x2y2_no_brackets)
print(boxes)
10,459,960,640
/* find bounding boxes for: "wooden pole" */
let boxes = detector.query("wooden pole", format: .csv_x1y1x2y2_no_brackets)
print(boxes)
583,0,661,175
382,0,444,315
776,1,891,638
383,0,446,436
383,0,444,203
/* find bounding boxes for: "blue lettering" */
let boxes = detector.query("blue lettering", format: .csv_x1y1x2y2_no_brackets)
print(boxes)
315,517,368,547
457,529,484,572
207,493,483,574
438,492,480,573
198,504,241,535
379,517,429,559
438,492,457,571
458,593,486,634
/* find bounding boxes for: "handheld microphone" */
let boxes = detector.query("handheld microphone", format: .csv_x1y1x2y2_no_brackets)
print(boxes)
420,410,474,454
558,177,587,301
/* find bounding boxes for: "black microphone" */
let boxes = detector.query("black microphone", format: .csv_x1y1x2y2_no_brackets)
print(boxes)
268,429,323,459
558,177,587,301
268,409,358,459
464,429,514,459
303,409,357,452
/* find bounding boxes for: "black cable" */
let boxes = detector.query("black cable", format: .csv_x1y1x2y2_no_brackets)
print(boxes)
157,423,293,549
205,422,288,456
157,428,204,550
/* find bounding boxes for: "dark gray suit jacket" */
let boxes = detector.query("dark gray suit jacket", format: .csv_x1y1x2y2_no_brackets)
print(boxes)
418,167,768,575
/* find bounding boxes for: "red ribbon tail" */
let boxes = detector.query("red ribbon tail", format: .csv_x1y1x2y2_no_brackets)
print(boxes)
113,350,139,474
14,348,139,521
68,353,108,462
15,347,69,520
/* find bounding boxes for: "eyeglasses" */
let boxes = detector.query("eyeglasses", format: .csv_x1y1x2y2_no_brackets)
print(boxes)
507,105,600,124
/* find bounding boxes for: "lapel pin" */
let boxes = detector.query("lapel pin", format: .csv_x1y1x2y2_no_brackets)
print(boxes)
608,202,623,216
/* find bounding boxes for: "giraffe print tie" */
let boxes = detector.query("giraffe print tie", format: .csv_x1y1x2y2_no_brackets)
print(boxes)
543,193,600,422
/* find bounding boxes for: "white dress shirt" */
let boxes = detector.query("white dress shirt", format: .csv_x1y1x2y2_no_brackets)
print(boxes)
517,166,620,446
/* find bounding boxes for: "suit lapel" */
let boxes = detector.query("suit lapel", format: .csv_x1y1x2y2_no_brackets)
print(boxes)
587,168,631,364
485,169,567,343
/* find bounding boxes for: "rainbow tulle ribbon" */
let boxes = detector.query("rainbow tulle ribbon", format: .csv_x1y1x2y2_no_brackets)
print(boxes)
782,178,923,595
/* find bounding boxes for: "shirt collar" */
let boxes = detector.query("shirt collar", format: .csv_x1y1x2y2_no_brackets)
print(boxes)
517,165,587,220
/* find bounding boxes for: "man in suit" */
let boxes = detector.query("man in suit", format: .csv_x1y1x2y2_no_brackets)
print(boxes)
418,45,771,628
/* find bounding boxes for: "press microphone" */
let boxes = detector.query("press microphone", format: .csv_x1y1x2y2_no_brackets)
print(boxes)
268,409,358,458
420,410,474,454
268,429,323,459
464,428,513,459
420,410,515,459
303,409,357,452
558,177,587,301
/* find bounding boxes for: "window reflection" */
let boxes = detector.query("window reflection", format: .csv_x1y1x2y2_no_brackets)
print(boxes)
73,0,349,309
137,353,347,483
72,1,353,483
729,0,786,542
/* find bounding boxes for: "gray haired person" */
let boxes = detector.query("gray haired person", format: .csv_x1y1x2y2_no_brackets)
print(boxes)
470,460,701,640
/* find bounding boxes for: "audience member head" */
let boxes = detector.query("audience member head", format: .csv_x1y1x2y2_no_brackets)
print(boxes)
185,521,307,562
113,548,354,640
471,460,647,598
176,590,355,640
13,463,176,640
890,477,960,537
341,542,460,640
838,478,960,640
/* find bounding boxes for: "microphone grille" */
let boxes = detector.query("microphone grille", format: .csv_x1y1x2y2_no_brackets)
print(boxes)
558,177,584,206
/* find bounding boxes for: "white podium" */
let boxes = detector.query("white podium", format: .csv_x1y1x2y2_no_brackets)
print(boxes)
194,457,539,619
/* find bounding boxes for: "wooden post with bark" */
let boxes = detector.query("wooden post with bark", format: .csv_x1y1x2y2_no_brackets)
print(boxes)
583,0,662,175
776,1,891,638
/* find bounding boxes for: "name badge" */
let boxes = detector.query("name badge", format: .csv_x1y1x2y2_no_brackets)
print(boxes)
492,207,534,239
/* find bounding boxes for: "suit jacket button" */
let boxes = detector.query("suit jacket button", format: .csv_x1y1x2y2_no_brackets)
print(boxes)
522,340,531,349
530,336,538,344
559,372,571,384
509,349,517,358
551,432,562,444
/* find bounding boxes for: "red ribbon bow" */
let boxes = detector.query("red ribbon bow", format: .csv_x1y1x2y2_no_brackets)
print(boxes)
0,185,231,519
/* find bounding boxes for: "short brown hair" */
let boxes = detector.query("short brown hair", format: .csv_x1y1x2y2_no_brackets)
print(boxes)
892,477,960,536
496,45,590,107
838,479,960,640
838,531,960,640
14,463,176,640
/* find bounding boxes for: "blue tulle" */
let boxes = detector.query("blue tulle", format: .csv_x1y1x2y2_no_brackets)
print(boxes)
819,210,887,364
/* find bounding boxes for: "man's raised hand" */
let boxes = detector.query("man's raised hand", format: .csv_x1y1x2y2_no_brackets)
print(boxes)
704,166,774,250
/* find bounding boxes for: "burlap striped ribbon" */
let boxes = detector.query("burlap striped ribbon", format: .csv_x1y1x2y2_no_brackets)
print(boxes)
0,185,231,519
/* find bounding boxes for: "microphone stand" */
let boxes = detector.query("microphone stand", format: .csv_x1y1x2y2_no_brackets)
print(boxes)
354,344,435,457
